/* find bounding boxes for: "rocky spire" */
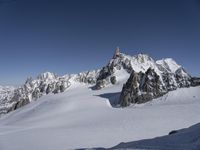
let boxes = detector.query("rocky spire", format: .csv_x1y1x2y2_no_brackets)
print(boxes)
113,47,120,59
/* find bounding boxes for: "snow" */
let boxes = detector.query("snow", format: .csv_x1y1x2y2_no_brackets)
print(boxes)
0,51,198,149
156,58,181,73
0,86,15,101
37,72,56,81
113,68,130,83
1,52,191,116
0,86,15,114
0,80,200,150
130,54,157,73
111,122,200,150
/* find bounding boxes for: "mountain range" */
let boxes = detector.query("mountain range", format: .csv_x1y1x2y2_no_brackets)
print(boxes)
0,47,199,116
0,48,200,150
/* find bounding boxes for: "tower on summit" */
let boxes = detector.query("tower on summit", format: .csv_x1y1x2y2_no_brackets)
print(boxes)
113,47,120,59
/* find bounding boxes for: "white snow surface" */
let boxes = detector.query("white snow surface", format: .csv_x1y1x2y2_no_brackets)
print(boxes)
156,58,181,73
0,79,200,150
111,121,200,150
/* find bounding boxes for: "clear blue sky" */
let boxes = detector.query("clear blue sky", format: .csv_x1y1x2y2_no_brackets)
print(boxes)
0,0,200,85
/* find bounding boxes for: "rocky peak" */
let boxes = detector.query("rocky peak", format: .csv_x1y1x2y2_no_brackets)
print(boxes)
175,67,190,78
118,64,195,107
113,47,120,59
156,58,181,73
0,86,15,102
135,53,154,63
119,68,167,107
37,72,57,81
94,50,193,91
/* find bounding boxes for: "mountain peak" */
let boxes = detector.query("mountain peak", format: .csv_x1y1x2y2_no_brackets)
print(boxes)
37,72,57,81
156,58,181,73
113,47,120,59
135,53,154,63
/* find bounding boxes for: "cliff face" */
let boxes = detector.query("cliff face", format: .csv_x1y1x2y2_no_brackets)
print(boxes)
119,68,167,107
119,67,198,107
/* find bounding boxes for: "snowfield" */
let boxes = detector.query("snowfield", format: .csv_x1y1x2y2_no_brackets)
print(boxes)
0,76,200,150
109,122,200,150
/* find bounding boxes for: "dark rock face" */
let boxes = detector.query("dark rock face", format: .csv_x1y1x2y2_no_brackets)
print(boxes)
97,66,113,81
46,83,55,94
161,72,177,91
110,76,117,85
14,97,30,110
119,68,167,107
169,130,178,135
139,68,165,95
119,72,139,107
95,79,108,90
113,47,120,59
175,68,191,88
119,66,196,107
191,77,200,86
93,48,133,90
94,66,115,89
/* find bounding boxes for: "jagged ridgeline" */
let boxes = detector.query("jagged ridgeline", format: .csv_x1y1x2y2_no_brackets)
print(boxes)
119,62,200,107
0,47,200,115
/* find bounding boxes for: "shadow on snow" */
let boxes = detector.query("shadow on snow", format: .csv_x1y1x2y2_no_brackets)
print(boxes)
95,92,121,108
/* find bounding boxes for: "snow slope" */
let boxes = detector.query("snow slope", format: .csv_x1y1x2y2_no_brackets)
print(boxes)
156,58,181,73
110,122,200,150
0,78,200,150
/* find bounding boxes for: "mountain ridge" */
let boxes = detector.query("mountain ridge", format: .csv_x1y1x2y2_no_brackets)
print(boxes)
0,48,199,115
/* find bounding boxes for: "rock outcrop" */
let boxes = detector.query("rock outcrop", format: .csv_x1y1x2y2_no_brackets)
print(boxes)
191,77,200,86
119,68,167,107
119,66,194,107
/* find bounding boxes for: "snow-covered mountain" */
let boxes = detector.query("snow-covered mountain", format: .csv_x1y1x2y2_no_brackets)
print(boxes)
0,48,199,115
156,58,182,73
94,48,192,91
118,66,192,107
0,70,100,116
0,86,15,115
0,86,15,101
0,48,199,150
0,81,199,150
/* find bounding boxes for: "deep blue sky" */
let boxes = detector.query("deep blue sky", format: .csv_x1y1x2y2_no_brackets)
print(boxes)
0,0,200,85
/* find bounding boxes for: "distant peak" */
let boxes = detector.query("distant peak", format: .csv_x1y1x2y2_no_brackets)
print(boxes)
156,58,181,73
137,53,150,58
135,53,154,62
37,72,56,80
113,47,120,59
158,58,176,64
